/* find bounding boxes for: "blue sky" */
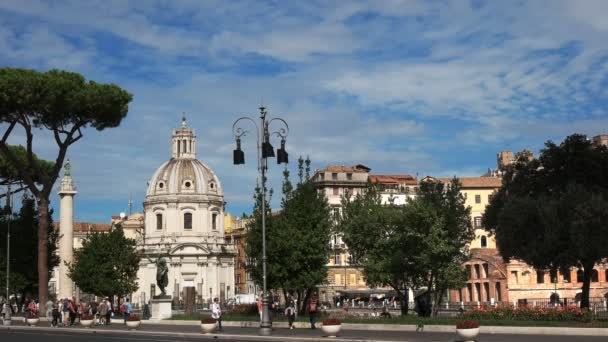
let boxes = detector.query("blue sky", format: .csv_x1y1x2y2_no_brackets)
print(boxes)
1,0,607,222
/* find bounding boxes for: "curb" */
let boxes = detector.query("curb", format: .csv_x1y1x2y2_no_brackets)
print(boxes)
142,320,608,336
0,325,397,342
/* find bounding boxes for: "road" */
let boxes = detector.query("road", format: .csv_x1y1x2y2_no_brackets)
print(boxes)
2,325,608,342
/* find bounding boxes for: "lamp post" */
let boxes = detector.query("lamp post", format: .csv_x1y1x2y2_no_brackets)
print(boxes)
232,106,289,336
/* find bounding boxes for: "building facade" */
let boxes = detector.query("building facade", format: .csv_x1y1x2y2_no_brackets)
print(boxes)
134,117,236,306
224,213,257,303
312,165,419,304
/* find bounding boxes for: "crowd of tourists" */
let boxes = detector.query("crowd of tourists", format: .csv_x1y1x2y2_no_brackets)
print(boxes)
1,296,133,327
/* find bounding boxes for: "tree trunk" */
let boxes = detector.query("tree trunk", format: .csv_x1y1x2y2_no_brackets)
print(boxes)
37,196,49,307
580,262,594,309
433,287,446,317
399,288,409,316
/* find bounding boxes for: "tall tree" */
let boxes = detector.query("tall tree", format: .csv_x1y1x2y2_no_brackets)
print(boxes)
245,157,332,313
0,68,132,305
338,178,473,316
280,157,332,313
0,197,59,302
0,144,54,199
68,224,140,300
484,134,608,309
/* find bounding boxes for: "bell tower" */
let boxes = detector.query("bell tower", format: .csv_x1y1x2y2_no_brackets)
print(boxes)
172,113,196,159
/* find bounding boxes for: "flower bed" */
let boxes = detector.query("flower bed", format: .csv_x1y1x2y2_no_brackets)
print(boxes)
463,305,592,322
322,318,341,326
126,314,140,322
456,320,479,329
201,317,217,324
80,314,94,321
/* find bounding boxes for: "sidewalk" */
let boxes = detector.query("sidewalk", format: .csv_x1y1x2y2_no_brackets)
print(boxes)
4,318,608,338
140,319,608,336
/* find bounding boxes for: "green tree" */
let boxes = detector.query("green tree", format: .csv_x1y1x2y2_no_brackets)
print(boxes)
484,134,608,309
68,224,140,300
279,157,332,313
0,144,54,199
0,197,59,302
339,178,472,316
0,67,132,305
245,157,332,313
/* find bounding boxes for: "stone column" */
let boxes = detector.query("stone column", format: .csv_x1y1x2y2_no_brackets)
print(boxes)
58,161,77,299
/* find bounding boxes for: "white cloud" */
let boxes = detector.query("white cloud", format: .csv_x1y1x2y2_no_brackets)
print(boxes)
0,0,607,219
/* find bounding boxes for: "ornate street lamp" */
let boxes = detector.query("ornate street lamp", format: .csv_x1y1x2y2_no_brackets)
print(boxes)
232,106,289,336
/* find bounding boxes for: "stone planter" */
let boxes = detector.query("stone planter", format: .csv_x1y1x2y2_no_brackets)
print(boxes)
110,318,124,324
126,320,141,330
2,319,12,326
26,318,40,326
200,322,217,334
321,324,342,337
80,319,94,328
456,327,480,342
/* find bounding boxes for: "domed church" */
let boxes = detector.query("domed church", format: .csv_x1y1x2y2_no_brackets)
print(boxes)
134,116,236,305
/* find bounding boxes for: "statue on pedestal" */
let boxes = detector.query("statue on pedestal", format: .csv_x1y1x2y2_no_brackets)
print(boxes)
156,258,169,297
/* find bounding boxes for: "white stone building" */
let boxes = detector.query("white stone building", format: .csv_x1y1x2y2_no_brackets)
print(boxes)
134,117,236,305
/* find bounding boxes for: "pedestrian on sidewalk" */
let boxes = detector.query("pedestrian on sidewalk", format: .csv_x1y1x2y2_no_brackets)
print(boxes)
99,299,108,325
62,298,69,327
308,294,318,329
285,300,296,330
123,298,132,323
51,302,61,327
68,299,77,326
45,298,54,321
211,297,223,332
257,295,263,322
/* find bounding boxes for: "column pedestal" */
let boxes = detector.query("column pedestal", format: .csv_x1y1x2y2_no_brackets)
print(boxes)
151,296,173,320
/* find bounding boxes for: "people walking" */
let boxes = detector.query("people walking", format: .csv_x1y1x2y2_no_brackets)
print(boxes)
308,294,318,329
211,297,223,332
285,300,296,330
90,300,98,321
257,295,263,322
51,302,61,327
99,299,108,325
62,298,70,327
45,298,54,321
68,299,77,326
123,298,132,323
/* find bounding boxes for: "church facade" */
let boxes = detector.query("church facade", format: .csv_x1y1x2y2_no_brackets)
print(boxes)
133,117,236,305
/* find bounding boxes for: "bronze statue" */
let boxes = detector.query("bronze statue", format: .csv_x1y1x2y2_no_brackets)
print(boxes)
156,258,169,296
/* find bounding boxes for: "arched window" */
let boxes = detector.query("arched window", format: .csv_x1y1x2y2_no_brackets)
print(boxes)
592,269,599,282
577,270,584,283
156,214,162,230
182,140,187,153
480,235,487,248
184,213,192,230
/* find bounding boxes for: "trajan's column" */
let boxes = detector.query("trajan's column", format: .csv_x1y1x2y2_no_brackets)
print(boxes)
57,160,76,299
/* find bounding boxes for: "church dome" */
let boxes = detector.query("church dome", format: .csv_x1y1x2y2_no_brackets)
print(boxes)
145,115,223,197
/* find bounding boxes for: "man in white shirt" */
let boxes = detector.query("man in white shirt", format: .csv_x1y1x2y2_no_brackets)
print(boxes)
211,298,223,332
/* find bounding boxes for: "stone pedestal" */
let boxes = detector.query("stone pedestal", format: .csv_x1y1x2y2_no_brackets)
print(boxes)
151,296,172,320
